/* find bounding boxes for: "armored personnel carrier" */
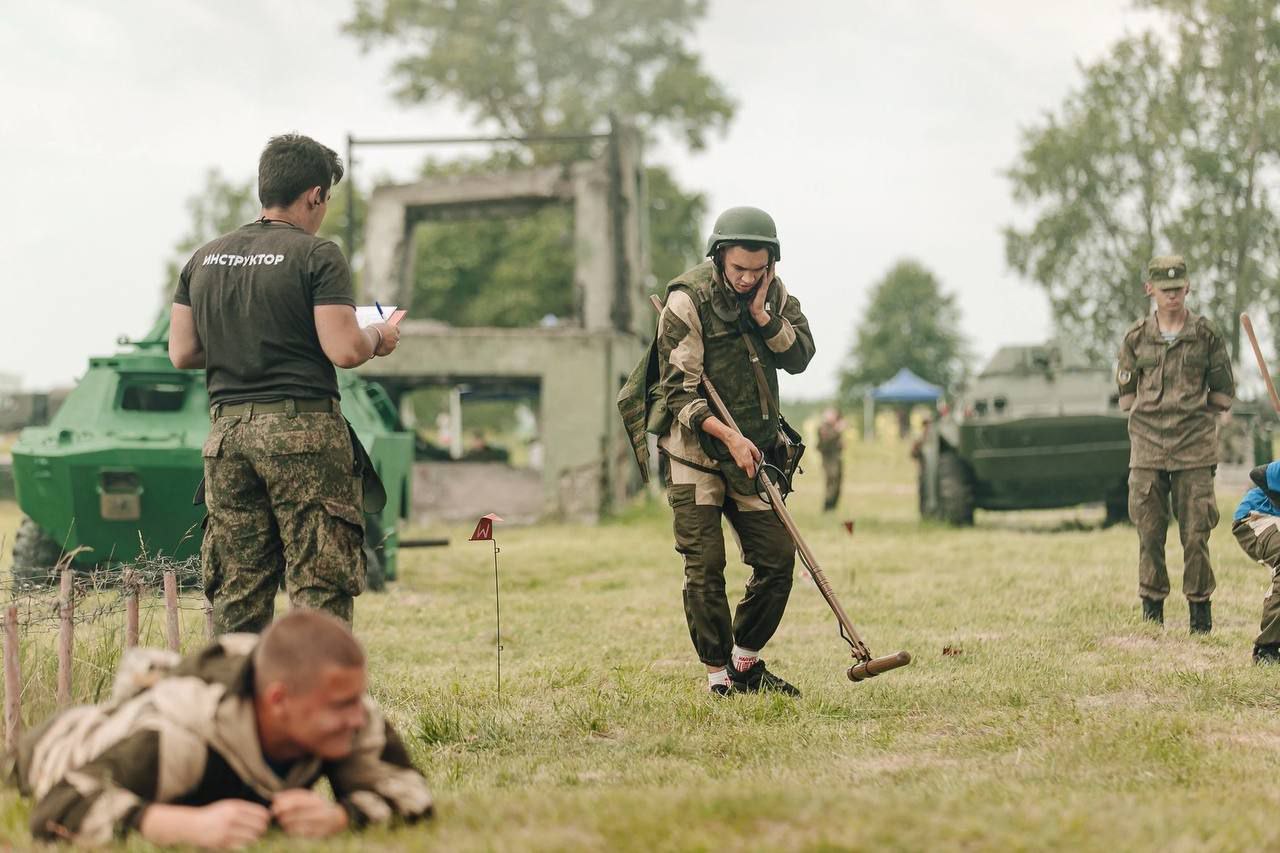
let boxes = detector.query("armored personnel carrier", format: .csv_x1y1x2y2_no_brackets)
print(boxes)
10,316,414,587
917,343,1130,525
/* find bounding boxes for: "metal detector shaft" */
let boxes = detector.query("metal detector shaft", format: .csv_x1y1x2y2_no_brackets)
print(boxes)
649,294,874,662
1242,313,1280,415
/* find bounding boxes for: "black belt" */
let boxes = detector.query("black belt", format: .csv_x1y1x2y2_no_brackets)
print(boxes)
211,398,340,419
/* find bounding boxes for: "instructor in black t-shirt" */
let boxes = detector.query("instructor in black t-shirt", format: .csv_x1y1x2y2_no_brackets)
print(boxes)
169,133,400,634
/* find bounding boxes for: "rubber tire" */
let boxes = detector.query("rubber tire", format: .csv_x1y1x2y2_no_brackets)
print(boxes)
363,514,387,593
11,516,63,587
937,451,975,526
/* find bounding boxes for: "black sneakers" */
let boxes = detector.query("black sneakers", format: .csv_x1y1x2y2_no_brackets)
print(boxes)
708,681,733,696
1254,644,1280,665
728,660,801,697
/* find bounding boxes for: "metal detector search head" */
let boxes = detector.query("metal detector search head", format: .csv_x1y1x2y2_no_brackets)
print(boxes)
848,650,912,682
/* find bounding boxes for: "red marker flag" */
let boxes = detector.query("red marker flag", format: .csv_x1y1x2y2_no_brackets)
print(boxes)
470,513,504,541
843,520,855,535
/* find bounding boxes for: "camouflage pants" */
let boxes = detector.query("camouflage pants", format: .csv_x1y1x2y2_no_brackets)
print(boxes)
664,457,796,668
1128,466,1218,603
821,453,842,511
202,410,365,634
1232,513,1280,646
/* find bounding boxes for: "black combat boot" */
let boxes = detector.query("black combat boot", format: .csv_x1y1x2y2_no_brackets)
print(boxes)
1253,644,1280,665
1189,600,1212,635
1141,597,1164,624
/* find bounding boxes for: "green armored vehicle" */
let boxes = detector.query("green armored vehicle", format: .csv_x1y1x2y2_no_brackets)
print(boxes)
10,317,414,587
917,343,1131,526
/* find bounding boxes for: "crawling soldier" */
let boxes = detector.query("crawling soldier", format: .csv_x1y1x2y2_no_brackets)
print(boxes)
5,610,432,846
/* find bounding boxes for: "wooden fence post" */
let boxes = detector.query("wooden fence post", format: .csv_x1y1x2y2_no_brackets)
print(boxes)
203,598,215,642
4,605,19,749
57,568,73,708
163,570,180,652
125,570,139,649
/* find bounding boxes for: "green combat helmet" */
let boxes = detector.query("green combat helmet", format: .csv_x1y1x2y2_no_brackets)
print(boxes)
705,206,781,261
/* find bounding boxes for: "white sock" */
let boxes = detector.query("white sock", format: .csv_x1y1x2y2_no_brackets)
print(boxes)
707,668,731,689
732,645,759,673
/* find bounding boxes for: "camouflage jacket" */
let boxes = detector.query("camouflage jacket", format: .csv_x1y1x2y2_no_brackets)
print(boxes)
656,261,813,491
6,635,433,844
1116,310,1235,470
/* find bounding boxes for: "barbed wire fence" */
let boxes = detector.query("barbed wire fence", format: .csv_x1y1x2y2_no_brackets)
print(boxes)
1,554,212,751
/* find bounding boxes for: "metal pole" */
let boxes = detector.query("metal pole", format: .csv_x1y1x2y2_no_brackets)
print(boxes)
346,133,355,262
493,540,502,703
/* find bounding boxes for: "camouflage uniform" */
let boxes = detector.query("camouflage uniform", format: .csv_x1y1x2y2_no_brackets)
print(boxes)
4,634,433,844
202,407,366,633
1116,258,1234,614
656,260,815,668
176,221,369,633
817,421,844,511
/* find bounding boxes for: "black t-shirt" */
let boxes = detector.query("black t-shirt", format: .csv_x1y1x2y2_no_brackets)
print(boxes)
174,220,355,406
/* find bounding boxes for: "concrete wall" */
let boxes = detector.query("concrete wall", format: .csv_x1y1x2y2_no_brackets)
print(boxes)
361,325,644,522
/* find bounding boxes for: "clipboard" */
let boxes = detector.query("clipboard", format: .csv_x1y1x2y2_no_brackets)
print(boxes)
356,305,408,328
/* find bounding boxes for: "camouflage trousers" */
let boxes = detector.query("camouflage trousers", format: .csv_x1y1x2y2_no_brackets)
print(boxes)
202,410,365,634
1128,466,1219,603
664,457,795,668
1232,513,1280,646
821,453,842,511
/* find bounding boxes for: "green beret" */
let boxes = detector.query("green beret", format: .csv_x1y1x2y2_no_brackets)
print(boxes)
1147,255,1187,290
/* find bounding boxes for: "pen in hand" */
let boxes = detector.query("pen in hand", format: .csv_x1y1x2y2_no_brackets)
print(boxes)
375,301,385,319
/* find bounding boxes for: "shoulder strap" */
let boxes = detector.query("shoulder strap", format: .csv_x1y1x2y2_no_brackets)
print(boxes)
740,332,778,422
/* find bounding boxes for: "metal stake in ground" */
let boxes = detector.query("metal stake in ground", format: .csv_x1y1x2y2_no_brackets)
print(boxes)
470,513,505,701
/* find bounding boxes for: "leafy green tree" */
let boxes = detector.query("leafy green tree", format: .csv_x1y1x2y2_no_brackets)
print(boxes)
343,0,729,320
1157,0,1280,358
345,0,733,150
1007,0,1280,361
839,260,970,396
1004,34,1179,363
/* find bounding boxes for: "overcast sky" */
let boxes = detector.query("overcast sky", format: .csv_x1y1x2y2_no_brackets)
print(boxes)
1,0,1159,398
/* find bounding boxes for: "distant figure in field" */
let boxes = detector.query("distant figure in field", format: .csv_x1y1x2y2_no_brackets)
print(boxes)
816,407,846,512
5,611,432,846
1115,255,1234,633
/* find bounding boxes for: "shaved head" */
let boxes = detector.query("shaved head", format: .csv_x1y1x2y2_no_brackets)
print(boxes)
253,610,365,696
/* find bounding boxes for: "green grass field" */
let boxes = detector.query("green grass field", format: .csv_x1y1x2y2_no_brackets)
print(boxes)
3,441,1280,850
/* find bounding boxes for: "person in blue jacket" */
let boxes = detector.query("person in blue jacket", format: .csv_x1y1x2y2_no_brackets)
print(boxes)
1232,460,1280,663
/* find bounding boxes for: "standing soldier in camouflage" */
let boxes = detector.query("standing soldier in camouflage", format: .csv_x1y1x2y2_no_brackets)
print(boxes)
1116,255,1234,633
654,207,815,696
169,134,401,633
816,407,846,512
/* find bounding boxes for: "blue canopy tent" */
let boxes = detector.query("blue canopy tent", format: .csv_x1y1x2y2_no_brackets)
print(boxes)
864,368,943,437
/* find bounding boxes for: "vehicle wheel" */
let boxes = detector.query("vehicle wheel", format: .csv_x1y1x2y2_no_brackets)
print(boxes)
937,451,975,526
363,515,387,593
1103,481,1130,527
11,516,63,587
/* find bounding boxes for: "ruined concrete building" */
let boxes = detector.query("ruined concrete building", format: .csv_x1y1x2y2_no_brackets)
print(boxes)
356,126,649,523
